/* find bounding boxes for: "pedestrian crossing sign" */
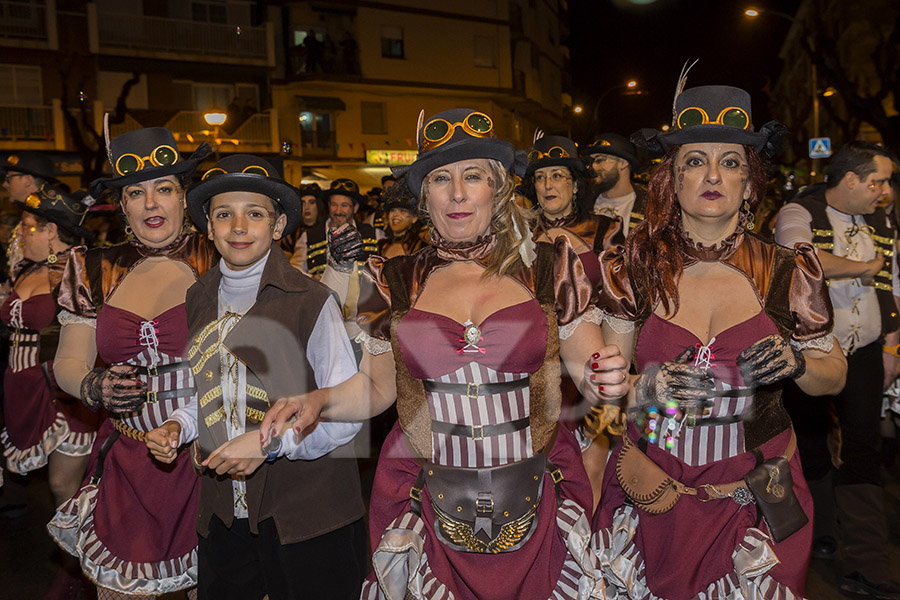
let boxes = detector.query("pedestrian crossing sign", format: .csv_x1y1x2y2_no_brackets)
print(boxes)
809,137,832,158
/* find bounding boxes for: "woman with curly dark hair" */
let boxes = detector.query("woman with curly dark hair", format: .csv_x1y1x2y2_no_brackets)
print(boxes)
377,175,428,258
590,84,847,598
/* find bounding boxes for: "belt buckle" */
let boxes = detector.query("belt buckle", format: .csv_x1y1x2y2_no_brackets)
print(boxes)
550,468,564,484
147,365,158,378
146,390,158,404
476,495,494,515
10,340,18,348
409,485,422,502
466,382,479,398
471,424,484,441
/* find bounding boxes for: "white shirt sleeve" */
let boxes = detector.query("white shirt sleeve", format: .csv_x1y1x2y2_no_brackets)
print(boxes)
166,393,199,445
319,263,352,305
290,231,308,273
279,297,362,460
774,203,815,249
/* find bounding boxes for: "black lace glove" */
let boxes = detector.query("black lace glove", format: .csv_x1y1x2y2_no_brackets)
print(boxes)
737,334,806,387
634,346,715,411
328,224,365,264
80,365,147,414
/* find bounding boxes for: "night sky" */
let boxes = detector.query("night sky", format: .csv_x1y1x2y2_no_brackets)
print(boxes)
568,0,803,144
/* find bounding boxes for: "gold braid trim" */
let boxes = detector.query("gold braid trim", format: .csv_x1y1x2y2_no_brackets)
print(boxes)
113,419,148,443
190,313,242,375
206,406,267,427
247,385,269,406
200,385,222,408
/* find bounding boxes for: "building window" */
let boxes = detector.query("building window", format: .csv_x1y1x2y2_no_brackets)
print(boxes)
381,26,404,59
361,102,386,135
474,36,496,68
0,65,42,106
299,110,335,155
192,1,227,24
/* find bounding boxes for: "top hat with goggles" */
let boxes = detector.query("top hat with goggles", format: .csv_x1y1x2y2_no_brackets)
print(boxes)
92,127,210,193
406,108,514,198
16,183,95,241
524,135,585,181
636,85,786,156
323,178,365,205
2,152,59,183
187,154,300,236
581,133,641,171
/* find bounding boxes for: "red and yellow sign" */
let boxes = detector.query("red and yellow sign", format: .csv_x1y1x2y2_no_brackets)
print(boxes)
366,149,417,165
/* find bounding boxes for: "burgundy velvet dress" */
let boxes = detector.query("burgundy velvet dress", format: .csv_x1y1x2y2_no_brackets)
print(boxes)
1,290,97,474
590,232,834,600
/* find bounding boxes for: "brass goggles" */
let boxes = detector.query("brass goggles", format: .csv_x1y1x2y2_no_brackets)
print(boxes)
115,145,179,176
422,112,493,152
528,146,570,162
330,180,358,192
201,165,270,181
676,106,751,131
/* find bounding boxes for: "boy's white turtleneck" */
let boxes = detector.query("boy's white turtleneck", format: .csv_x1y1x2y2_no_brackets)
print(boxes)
219,251,270,315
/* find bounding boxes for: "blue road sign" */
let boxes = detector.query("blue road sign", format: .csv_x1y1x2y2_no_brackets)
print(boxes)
809,137,832,158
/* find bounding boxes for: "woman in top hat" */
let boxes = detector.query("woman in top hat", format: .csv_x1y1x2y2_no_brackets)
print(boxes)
262,108,630,600
47,127,214,599
1,184,99,507
377,174,427,258
522,134,622,507
591,84,847,597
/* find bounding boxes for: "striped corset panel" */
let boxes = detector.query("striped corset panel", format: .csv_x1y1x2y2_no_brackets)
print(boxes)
9,328,39,373
117,349,194,432
653,380,753,466
426,362,532,468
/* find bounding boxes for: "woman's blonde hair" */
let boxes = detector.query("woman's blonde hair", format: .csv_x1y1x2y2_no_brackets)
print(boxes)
420,158,534,278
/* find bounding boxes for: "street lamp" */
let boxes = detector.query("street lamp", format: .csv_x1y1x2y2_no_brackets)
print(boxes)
204,111,227,160
593,79,640,122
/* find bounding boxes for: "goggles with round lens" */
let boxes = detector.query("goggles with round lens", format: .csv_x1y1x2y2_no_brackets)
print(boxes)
114,145,179,176
201,165,270,181
421,112,493,152
331,180,358,192
528,146,570,162
676,106,751,131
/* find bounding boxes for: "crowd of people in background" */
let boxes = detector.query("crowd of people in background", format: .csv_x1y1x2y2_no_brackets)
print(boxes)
0,77,899,600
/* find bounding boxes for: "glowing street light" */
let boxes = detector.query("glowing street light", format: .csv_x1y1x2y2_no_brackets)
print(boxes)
574,105,583,114
204,112,226,126
823,87,837,97
744,8,759,17
626,80,638,89
594,79,641,121
661,124,670,132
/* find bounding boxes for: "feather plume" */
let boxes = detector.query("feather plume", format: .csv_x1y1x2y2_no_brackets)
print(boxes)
103,113,113,168
533,128,544,145
672,59,699,125
415,109,425,146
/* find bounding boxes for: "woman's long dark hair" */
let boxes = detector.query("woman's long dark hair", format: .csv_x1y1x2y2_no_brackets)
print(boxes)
625,144,768,318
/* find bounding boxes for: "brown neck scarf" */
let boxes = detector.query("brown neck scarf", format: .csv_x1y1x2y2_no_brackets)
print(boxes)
431,229,497,263
538,211,579,230
678,224,744,265
128,219,192,258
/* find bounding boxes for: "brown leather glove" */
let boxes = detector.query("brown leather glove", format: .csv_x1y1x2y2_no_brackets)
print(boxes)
80,364,147,414
737,334,806,387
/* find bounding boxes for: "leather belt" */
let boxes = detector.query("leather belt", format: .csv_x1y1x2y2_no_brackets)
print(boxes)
134,361,190,377
431,416,530,440
424,377,529,398
145,387,193,404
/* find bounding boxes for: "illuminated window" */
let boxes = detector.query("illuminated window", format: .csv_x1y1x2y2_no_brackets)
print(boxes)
381,26,404,59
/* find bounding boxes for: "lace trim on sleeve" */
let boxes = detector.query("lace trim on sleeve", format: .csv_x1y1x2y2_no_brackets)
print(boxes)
57,309,97,329
790,334,833,354
355,331,392,355
558,306,605,340
603,312,636,334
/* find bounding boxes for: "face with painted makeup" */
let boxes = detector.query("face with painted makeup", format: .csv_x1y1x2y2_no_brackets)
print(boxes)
673,142,752,227
120,176,186,248
207,191,286,271
424,159,495,243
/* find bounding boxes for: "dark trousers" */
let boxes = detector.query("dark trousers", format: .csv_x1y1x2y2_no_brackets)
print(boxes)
198,515,367,600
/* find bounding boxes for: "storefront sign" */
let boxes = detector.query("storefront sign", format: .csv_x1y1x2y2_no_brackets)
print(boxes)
366,149,417,165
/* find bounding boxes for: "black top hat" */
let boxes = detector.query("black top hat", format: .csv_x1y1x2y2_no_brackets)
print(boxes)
186,154,301,236
92,127,210,193
635,85,787,157
17,183,95,240
581,133,641,171
381,175,417,214
406,108,514,198
524,135,585,180
2,152,59,183
323,178,365,205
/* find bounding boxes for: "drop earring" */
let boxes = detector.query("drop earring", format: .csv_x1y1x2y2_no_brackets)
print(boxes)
47,241,57,264
741,200,755,231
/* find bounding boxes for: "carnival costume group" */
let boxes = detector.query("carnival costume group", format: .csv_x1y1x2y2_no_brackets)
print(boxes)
0,76,871,600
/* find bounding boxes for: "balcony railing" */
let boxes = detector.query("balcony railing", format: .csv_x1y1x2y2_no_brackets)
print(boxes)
95,11,270,65
0,0,48,42
0,105,53,141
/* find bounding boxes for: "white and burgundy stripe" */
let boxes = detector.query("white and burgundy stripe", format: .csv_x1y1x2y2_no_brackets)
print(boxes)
8,330,38,373
426,362,531,468
119,349,194,432
653,380,752,466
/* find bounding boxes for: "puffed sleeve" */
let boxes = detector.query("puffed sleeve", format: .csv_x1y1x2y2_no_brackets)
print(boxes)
789,242,835,352
551,236,606,340
596,245,640,333
56,246,97,321
355,255,394,354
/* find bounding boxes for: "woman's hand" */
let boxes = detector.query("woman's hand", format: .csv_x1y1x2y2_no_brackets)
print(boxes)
202,431,266,477
146,421,181,464
634,346,715,410
80,364,147,414
585,345,631,405
259,392,326,446
737,334,806,387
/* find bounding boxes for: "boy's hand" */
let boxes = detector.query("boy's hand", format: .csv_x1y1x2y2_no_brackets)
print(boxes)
146,421,181,464
202,431,266,477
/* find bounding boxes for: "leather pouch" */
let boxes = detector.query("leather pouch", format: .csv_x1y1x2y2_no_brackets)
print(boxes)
742,456,808,542
425,453,546,553
616,435,682,514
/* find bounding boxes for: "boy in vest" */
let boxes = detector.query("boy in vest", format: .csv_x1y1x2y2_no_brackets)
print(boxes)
146,155,367,600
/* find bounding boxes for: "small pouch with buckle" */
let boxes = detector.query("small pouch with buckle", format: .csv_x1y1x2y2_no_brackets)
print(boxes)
424,453,546,554
616,435,682,514
743,455,808,542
